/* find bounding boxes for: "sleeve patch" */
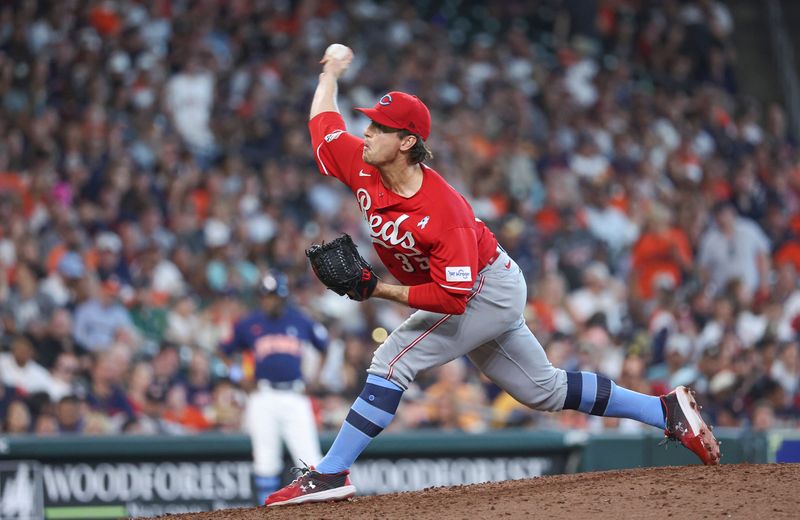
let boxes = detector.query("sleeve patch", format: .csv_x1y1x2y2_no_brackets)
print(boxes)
445,266,472,282
324,130,344,142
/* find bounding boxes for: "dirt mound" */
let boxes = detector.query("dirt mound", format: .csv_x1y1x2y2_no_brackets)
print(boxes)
148,463,799,520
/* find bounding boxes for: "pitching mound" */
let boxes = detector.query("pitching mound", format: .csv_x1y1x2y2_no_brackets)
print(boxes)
148,463,798,520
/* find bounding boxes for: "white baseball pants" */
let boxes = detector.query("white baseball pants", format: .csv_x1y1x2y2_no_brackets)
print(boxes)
245,384,323,476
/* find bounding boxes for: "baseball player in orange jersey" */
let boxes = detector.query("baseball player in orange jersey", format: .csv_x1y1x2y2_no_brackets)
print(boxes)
265,45,721,507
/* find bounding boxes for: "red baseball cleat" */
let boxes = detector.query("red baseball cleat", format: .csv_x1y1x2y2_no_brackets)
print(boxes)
661,386,721,465
265,466,356,507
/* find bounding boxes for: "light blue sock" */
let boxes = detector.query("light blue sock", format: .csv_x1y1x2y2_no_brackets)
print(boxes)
316,374,403,474
605,383,666,429
254,475,280,504
563,371,666,429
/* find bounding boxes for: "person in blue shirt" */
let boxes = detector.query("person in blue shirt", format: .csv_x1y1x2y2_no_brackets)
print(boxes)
72,278,137,353
221,271,328,504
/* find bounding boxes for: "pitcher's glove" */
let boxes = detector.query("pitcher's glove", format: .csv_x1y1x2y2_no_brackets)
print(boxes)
305,234,377,301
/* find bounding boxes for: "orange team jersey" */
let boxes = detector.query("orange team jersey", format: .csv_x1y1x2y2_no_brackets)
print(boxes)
631,228,692,299
309,111,498,295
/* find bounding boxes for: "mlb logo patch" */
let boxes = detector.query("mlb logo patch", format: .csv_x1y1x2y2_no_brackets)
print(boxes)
445,266,472,282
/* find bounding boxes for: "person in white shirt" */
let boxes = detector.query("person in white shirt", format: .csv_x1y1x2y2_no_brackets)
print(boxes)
584,184,639,258
570,134,610,181
164,53,215,153
698,202,770,298
164,293,201,347
567,262,625,335
0,334,53,394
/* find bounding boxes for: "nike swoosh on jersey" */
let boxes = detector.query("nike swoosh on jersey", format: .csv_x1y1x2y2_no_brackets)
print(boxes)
359,170,371,177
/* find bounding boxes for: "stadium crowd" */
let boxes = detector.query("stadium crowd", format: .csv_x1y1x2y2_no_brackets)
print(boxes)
0,0,798,437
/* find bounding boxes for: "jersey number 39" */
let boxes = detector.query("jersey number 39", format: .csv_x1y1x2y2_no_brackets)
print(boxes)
394,253,430,273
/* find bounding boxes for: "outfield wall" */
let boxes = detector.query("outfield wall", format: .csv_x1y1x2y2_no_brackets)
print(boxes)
0,429,768,519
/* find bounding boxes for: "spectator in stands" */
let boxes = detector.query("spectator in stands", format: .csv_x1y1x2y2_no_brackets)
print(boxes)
550,205,606,291
40,251,85,310
0,334,52,394
326,335,373,399
566,261,625,336
584,182,639,262
3,399,32,434
129,288,169,350
424,393,467,431
85,351,135,426
203,219,259,294
630,204,694,302
698,202,771,299
181,350,214,410
206,378,243,432
527,272,576,338
162,384,211,432
164,52,216,160
137,381,185,435
130,237,184,298
571,134,611,182
150,344,180,390
47,352,80,403
134,205,176,255
423,361,487,433
72,278,137,353
92,231,132,286
54,395,85,434
647,334,698,391
126,361,154,417
751,401,776,431
36,308,84,370
771,263,800,342
164,293,201,348
770,341,800,407
33,412,59,435
1,262,54,334
82,412,115,435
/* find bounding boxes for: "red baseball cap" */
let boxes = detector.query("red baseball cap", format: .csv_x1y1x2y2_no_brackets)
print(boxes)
355,91,431,141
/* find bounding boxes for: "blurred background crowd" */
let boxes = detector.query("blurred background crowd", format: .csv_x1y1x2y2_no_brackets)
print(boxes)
0,0,798,437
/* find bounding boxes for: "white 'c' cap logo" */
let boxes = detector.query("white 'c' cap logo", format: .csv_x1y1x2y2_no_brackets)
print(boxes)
379,94,392,106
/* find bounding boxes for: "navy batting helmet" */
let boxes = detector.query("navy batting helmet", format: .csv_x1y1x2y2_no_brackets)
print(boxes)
259,271,289,298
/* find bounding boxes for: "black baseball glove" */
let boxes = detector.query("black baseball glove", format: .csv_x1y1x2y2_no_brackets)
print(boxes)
305,234,377,301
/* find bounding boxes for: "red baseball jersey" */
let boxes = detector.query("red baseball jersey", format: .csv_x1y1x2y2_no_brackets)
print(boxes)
309,111,498,307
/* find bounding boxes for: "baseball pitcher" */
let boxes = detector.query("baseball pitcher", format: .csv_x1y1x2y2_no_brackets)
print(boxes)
221,271,328,504
265,45,720,507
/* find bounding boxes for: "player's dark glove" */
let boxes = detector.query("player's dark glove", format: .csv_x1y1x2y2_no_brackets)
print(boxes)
305,233,378,301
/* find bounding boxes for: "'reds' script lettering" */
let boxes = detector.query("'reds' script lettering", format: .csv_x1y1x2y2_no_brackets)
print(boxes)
357,189,422,256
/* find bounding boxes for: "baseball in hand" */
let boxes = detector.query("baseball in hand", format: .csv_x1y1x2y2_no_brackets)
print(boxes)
325,43,352,61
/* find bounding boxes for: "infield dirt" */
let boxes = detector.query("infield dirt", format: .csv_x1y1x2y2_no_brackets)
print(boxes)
147,463,799,520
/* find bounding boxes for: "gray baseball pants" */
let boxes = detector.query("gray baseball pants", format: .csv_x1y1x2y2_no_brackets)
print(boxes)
368,248,568,412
